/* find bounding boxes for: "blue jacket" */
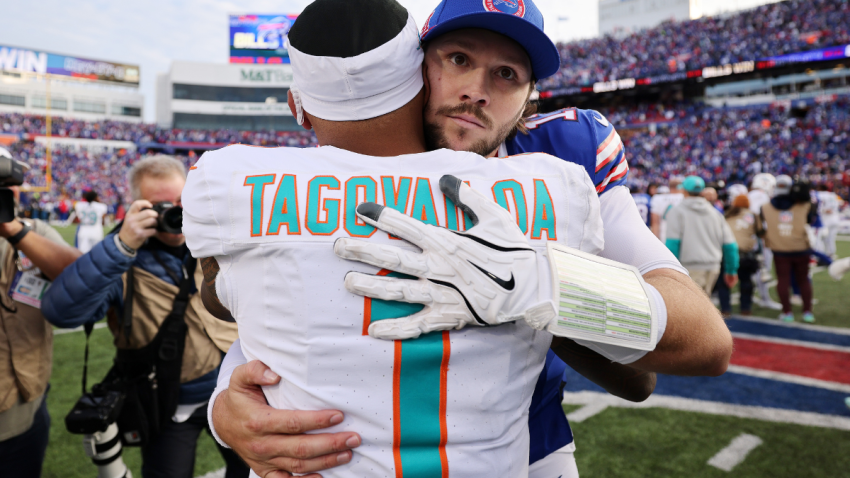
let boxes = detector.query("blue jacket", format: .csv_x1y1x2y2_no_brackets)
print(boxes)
42,233,218,404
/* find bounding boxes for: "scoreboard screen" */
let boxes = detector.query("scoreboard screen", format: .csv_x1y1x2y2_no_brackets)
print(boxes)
229,14,299,64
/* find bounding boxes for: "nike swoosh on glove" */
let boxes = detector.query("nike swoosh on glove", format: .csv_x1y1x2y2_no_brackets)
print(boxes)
334,175,557,340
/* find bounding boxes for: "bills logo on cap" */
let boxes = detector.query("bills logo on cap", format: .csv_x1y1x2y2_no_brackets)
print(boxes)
421,10,435,37
483,0,526,17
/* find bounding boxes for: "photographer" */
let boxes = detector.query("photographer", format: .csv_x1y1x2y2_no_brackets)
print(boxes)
41,155,248,478
0,148,82,478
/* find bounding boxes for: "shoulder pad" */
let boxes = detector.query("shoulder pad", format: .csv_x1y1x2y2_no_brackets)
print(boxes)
505,108,629,195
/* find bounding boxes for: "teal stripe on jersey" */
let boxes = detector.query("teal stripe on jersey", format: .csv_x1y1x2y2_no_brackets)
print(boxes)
369,272,447,478
398,332,445,478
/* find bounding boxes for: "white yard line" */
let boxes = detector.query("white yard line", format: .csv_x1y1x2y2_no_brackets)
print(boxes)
53,322,108,335
730,332,850,353
566,402,608,423
725,365,850,394
562,391,850,431
707,433,763,472
729,314,850,336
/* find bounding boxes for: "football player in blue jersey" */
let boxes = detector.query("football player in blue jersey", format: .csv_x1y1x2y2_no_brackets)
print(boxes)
208,0,733,476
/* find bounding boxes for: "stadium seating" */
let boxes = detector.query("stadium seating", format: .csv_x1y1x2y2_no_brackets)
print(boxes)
618,97,850,196
539,0,850,90
4,93,848,214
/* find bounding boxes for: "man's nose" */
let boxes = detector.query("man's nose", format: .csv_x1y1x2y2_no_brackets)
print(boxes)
459,69,490,108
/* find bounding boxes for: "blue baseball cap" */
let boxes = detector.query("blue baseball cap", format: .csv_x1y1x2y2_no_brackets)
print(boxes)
419,0,561,80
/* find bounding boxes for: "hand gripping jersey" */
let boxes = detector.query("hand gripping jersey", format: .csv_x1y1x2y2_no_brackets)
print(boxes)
74,200,108,253
183,145,604,478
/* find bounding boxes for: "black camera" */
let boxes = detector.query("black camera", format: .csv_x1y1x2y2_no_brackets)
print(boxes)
65,388,125,435
0,155,25,223
148,202,183,234
66,388,133,477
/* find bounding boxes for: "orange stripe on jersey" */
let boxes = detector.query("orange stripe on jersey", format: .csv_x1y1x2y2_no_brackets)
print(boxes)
596,129,617,155
362,269,394,335
189,166,198,170
595,141,623,173
438,331,451,478
392,340,404,478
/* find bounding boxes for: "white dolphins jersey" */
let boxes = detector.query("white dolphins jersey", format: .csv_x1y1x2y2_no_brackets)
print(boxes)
75,200,108,230
817,191,841,225
649,192,683,242
748,189,771,215
182,145,604,478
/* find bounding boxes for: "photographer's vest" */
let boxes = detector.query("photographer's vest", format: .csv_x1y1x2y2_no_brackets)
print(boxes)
107,261,238,383
761,202,811,253
0,238,52,414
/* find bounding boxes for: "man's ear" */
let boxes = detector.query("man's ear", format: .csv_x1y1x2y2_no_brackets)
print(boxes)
287,90,313,131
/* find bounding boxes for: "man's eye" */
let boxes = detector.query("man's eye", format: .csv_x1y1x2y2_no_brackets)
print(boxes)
450,54,467,66
497,68,516,80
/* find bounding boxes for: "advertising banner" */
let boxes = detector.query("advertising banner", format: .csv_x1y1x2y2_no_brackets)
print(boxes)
229,14,299,64
0,44,139,85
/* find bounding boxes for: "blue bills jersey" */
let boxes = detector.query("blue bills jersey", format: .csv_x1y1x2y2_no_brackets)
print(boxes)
504,108,630,464
505,108,629,195
632,193,652,227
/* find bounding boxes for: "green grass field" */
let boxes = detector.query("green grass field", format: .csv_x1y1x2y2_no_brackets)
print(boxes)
41,226,850,477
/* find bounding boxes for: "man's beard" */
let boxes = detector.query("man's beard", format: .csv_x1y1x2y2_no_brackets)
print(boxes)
424,102,520,157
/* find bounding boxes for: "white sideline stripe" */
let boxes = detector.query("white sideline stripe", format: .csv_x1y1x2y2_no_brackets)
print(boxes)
566,402,608,423
195,468,225,478
726,365,850,394
53,322,108,335
562,391,850,431
729,314,850,336
707,433,763,472
731,332,850,354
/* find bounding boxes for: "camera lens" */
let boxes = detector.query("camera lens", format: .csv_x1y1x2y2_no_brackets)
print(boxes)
160,206,183,234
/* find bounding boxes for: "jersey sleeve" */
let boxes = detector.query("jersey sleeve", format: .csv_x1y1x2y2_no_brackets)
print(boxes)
505,108,629,196
182,152,227,258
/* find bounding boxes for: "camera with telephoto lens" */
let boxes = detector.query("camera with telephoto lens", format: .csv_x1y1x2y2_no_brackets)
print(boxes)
66,388,133,478
0,148,25,223
146,201,183,234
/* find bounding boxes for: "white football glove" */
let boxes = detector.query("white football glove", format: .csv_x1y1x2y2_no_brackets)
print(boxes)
334,175,556,340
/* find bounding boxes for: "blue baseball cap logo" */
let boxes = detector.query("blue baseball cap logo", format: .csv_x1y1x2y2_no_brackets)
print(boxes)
419,0,560,80
483,0,526,17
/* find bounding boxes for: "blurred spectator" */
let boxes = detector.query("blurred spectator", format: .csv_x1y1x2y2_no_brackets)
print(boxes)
665,176,740,294
719,195,763,315
815,184,843,257
759,175,818,322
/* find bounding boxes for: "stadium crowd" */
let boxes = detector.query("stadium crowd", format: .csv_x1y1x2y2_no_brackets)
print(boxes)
4,95,849,215
539,0,850,90
1,113,318,146
621,98,850,199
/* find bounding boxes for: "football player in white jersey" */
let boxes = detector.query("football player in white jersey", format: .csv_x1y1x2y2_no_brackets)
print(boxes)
748,173,782,309
74,191,108,253
815,184,843,258
183,2,667,476
649,176,684,241
206,0,734,476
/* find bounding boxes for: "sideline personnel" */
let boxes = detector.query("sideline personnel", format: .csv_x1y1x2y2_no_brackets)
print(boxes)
759,175,817,323
41,156,248,478
665,176,739,295
0,148,82,478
